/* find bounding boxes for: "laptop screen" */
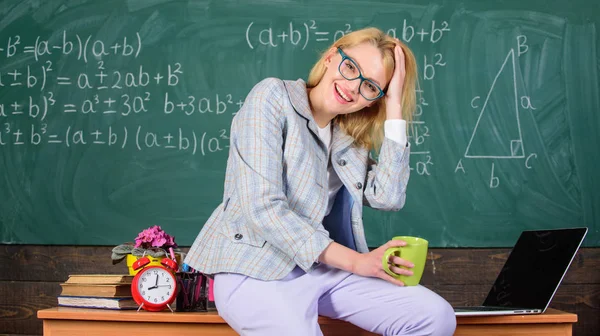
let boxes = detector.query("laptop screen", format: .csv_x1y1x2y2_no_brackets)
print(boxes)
483,228,587,309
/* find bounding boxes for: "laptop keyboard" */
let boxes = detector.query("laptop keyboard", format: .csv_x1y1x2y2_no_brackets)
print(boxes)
454,306,515,312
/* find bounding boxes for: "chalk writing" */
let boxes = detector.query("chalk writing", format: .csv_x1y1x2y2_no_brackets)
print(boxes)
456,35,539,188
2,26,447,172
1,31,142,63
246,20,451,50
0,122,230,157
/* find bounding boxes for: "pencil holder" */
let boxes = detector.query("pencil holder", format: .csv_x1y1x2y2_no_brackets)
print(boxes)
175,272,208,312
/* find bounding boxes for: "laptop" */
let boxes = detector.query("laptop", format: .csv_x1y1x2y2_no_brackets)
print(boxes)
454,227,588,316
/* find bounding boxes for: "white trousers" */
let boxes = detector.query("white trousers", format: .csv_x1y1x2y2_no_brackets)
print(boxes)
214,264,456,336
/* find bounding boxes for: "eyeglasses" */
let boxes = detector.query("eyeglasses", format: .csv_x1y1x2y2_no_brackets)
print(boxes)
337,48,385,101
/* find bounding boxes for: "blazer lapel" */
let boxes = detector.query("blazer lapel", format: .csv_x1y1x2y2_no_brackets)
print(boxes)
331,123,355,154
283,79,320,137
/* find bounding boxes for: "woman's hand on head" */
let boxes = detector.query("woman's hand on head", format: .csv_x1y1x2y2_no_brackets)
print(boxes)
351,239,414,286
384,41,406,119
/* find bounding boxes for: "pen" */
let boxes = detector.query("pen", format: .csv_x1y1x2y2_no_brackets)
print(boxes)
194,274,202,304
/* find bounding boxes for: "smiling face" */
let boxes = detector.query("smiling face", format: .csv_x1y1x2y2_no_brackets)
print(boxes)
311,42,389,116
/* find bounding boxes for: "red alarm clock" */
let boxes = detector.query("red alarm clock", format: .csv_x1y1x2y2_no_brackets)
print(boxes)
130,255,178,312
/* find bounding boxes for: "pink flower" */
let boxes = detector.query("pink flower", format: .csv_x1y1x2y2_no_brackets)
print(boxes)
133,225,177,249
166,234,176,246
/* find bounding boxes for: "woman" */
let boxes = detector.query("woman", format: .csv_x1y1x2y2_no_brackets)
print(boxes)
185,27,456,335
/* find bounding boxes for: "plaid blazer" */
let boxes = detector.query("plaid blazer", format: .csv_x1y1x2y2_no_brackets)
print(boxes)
184,78,411,281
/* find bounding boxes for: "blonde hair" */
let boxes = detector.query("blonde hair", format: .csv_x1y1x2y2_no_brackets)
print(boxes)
307,27,417,151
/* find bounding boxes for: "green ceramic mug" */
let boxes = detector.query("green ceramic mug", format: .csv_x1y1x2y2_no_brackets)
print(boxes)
381,236,428,286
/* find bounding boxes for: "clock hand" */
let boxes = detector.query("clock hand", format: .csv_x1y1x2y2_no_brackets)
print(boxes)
148,274,160,290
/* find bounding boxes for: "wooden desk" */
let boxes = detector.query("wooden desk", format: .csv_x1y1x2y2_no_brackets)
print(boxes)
38,307,577,336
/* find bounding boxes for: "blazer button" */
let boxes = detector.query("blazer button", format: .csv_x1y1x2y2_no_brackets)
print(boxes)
338,159,347,166
234,233,243,240
355,182,363,189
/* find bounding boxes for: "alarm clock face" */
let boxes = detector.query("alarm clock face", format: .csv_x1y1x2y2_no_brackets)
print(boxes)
136,267,176,305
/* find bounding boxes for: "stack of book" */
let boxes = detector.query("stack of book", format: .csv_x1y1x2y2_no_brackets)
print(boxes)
57,274,138,310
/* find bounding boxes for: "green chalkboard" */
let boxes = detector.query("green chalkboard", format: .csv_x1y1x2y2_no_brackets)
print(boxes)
1,0,598,247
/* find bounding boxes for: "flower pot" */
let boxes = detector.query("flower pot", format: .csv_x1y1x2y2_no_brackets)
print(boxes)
126,253,182,275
